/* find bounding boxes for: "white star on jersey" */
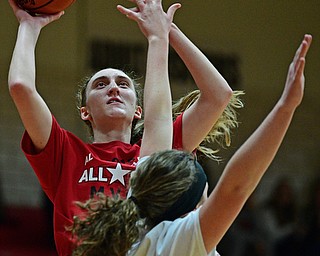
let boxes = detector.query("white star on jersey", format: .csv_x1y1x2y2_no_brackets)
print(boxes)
108,163,130,186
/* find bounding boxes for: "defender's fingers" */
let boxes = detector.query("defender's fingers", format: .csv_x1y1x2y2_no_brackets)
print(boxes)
295,58,306,79
300,34,312,59
293,34,312,65
293,35,312,71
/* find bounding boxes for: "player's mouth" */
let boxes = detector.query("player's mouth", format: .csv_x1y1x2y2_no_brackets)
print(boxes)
107,97,123,104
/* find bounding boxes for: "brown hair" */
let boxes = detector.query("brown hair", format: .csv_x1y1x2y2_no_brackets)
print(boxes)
76,69,143,141
71,150,198,256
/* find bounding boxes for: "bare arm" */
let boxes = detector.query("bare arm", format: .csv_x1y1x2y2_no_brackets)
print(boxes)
7,0,64,151
169,23,233,152
117,0,180,157
199,34,312,252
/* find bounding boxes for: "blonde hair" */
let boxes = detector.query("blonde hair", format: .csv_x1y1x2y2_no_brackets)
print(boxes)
133,90,244,160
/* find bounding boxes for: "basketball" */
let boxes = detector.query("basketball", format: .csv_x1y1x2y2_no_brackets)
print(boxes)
15,0,76,15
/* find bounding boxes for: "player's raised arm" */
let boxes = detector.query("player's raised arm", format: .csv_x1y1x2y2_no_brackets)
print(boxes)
8,0,64,152
199,34,312,253
169,23,233,152
117,0,181,157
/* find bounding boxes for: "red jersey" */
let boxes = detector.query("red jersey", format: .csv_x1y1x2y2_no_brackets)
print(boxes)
21,114,183,256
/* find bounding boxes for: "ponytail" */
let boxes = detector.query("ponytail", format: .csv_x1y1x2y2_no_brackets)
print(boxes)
133,90,244,160
173,90,244,161
71,193,140,256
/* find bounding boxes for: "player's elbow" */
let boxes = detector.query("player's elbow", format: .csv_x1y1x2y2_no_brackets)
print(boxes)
214,85,233,109
222,86,233,105
8,80,34,100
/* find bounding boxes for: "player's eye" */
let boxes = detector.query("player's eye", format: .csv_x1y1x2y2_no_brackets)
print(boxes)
118,81,129,88
96,82,106,88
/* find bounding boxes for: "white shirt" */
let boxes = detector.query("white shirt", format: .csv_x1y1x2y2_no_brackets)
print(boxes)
128,209,220,256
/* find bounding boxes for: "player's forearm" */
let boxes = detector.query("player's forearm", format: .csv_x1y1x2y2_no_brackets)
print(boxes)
199,102,296,251
9,23,40,92
144,37,172,120
169,24,232,103
141,37,172,156
221,102,296,198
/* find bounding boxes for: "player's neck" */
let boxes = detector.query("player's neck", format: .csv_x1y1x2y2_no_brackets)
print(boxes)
92,125,132,144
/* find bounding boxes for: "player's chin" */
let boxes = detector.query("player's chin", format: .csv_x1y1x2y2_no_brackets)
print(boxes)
106,109,131,119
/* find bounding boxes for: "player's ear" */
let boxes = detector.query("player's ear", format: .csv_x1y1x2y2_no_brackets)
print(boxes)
80,106,91,121
134,106,142,119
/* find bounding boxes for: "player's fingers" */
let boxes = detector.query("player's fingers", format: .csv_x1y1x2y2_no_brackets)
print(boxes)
117,5,131,16
8,0,20,12
51,10,64,21
293,34,312,66
295,58,306,79
293,36,311,72
299,34,312,59
135,0,146,9
117,5,140,21
167,3,181,21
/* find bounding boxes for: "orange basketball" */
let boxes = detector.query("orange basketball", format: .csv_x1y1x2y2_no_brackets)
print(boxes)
15,0,76,14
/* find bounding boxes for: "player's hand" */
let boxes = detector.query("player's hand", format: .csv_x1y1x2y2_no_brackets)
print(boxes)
279,34,312,109
8,0,64,29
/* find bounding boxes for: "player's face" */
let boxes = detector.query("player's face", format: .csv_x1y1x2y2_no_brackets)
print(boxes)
82,68,141,126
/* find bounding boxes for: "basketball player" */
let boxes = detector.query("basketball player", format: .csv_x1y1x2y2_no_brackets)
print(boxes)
72,30,312,255
8,0,241,254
